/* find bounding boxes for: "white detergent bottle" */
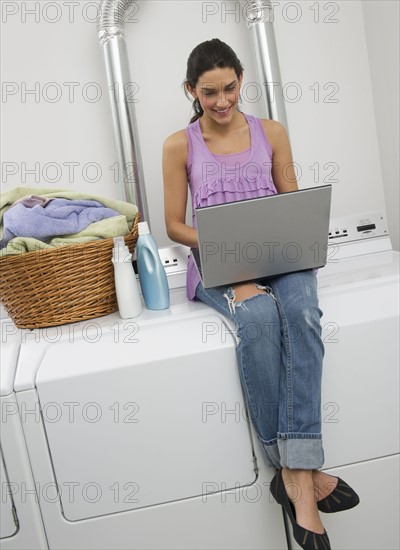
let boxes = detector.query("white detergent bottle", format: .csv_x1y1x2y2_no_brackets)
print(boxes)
136,222,170,310
112,236,142,319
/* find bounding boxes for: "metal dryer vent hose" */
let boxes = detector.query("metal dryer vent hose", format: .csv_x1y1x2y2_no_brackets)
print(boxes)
97,0,149,220
242,0,288,130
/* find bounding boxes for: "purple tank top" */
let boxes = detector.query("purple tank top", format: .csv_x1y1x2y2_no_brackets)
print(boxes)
185,112,278,300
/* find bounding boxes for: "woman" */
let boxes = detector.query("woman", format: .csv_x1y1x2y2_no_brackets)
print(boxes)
163,38,358,550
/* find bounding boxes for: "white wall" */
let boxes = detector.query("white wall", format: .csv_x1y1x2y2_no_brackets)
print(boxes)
362,0,399,250
1,0,398,248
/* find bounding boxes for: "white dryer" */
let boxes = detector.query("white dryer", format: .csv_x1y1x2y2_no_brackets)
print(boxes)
2,300,287,549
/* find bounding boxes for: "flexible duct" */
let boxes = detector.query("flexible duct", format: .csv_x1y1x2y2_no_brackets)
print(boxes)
242,0,288,130
97,0,149,220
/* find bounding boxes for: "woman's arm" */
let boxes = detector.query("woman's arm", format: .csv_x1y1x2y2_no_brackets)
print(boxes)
261,119,299,194
163,130,199,248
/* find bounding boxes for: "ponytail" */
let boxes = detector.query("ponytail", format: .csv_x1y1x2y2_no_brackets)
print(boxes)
189,98,204,123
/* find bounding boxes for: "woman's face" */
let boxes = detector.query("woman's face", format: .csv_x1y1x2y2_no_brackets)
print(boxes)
189,67,243,125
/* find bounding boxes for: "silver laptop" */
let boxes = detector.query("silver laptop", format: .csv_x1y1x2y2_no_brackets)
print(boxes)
192,184,332,289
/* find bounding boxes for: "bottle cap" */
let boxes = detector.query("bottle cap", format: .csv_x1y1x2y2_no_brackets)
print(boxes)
113,236,125,247
138,221,150,236
112,236,131,262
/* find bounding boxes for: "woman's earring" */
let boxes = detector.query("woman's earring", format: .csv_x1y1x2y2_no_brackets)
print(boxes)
193,98,202,114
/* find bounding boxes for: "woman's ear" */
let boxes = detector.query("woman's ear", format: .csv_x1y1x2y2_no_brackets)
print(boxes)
185,82,197,100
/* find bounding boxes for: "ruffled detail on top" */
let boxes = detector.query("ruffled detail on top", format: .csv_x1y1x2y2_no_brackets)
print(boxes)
193,172,277,210
185,113,277,300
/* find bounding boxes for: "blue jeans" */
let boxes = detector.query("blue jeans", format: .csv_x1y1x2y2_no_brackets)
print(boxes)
195,270,325,470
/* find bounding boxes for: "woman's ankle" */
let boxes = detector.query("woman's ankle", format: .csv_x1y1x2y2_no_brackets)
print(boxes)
312,470,338,500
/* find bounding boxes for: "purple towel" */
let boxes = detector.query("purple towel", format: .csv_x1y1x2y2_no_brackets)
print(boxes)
1,198,120,248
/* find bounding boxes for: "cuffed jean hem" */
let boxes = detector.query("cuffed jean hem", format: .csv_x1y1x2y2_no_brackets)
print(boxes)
259,434,324,470
259,438,281,469
278,433,324,469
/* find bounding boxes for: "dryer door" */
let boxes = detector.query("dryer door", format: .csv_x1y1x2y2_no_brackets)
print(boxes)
36,315,257,521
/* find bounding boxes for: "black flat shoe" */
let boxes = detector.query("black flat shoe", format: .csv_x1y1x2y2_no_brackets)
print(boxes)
270,469,331,550
317,477,360,513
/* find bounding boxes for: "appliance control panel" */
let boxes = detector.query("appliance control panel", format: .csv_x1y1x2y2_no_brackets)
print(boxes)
328,212,389,244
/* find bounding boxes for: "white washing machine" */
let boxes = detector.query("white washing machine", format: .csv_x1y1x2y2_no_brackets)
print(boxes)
290,211,400,549
0,211,398,550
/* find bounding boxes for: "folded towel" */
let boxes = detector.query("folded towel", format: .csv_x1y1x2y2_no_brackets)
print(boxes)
0,187,139,258
1,186,138,234
1,215,132,256
1,198,120,248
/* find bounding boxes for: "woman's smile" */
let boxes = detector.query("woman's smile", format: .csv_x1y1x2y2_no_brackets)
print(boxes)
212,105,232,117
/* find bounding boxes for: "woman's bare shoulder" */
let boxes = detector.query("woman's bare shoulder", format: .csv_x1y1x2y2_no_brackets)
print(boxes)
163,129,188,158
260,118,287,137
260,118,289,152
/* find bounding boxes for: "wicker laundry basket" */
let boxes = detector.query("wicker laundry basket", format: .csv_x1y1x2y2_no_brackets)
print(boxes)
0,213,140,329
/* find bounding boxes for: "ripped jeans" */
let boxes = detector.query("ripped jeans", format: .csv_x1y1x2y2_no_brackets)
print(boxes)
195,270,325,470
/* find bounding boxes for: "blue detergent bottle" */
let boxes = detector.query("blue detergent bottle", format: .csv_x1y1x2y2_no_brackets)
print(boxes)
136,221,170,310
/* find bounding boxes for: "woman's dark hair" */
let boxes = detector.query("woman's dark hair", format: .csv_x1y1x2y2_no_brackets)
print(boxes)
184,38,244,123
